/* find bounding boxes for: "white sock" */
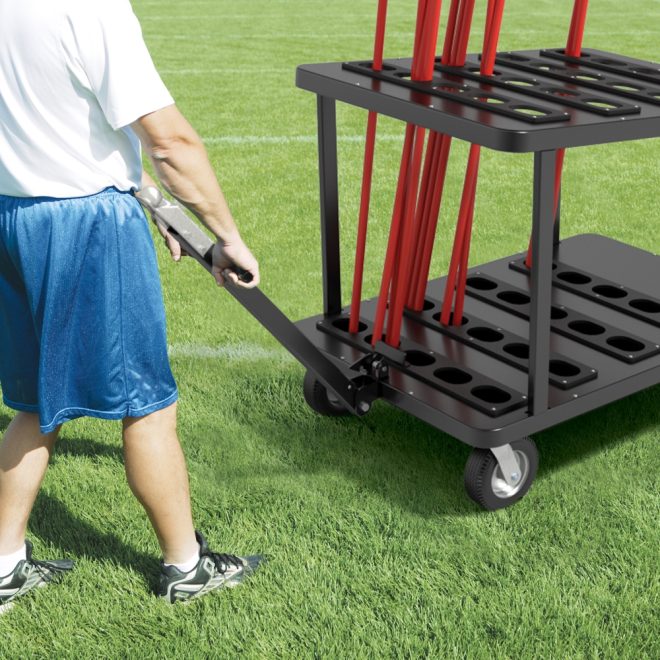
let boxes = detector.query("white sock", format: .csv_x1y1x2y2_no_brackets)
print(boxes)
0,543,27,577
164,545,200,574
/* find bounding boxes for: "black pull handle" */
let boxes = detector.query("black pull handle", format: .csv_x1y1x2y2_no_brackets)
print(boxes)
232,268,254,284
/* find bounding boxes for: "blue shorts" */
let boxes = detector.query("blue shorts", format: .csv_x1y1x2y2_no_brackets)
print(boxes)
0,187,178,434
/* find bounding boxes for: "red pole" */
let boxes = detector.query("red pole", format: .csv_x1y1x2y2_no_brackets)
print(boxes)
348,0,390,333
442,0,462,63
440,146,481,325
411,134,453,308
386,126,428,346
371,124,416,345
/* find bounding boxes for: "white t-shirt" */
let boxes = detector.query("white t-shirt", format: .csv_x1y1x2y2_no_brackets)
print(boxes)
0,0,174,198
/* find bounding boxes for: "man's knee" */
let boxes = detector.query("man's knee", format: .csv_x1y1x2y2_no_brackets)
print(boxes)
122,401,177,433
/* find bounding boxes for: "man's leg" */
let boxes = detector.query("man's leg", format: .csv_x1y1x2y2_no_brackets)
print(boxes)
0,412,60,554
122,401,199,565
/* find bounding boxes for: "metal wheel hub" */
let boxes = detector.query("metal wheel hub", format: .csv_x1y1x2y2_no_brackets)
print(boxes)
491,450,529,499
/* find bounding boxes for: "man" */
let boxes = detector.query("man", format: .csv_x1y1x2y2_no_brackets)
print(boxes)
0,0,263,609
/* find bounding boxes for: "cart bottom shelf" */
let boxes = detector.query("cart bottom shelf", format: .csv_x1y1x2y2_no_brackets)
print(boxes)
295,234,660,448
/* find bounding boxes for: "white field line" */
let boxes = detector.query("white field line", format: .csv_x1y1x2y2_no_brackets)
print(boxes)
146,32,416,40
168,343,292,362
159,67,289,74
201,134,404,146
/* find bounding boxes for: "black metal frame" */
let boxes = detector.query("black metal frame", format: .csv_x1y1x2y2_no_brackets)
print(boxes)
294,48,660,448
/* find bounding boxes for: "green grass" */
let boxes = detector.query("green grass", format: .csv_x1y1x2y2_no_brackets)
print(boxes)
1,0,659,657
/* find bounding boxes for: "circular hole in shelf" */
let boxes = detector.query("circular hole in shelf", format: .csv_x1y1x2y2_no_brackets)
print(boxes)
568,320,606,336
635,67,660,75
557,271,592,285
466,276,497,290
471,385,512,404
551,88,578,97
405,350,436,367
551,306,569,320
576,74,601,81
596,58,621,66
332,318,367,333
431,312,469,326
422,299,436,311
503,343,530,359
467,327,504,343
607,336,645,353
592,284,627,299
435,367,472,385
549,360,581,377
497,290,531,305
363,334,373,345
629,298,660,314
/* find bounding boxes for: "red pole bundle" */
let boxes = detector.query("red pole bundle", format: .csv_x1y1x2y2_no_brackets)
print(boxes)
524,0,589,268
348,0,390,333
441,0,506,327
371,0,444,347
406,0,475,313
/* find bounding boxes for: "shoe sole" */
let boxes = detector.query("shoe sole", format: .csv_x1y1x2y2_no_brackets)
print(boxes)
165,573,248,605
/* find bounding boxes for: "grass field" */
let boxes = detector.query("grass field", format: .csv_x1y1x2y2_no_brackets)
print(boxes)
1,0,659,657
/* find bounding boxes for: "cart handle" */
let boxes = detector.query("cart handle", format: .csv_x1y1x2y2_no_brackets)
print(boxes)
135,186,253,282
135,186,372,415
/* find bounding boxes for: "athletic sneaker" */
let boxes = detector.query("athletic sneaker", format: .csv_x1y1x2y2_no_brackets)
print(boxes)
0,540,74,614
157,531,264,604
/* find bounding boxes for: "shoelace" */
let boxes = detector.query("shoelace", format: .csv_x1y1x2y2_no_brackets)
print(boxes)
205,552,244,575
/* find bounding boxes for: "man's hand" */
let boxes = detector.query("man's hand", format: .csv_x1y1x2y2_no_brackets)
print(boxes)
152,215,189,262
212,235,260,289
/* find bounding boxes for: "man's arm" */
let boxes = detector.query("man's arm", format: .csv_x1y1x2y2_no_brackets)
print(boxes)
131,105,259,287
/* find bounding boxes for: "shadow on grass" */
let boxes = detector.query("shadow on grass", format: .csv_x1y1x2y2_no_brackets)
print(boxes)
53,436,123,463
0,413,13,433
214,370,660,518
533,384,660,471
28,491,160,586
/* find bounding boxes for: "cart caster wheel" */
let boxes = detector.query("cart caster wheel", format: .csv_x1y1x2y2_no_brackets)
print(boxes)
303,371,350,417
464,438,538,510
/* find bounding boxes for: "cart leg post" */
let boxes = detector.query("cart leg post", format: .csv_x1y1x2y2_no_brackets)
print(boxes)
491,444,523,488
317,95,342,317
528,150,557,415
553,190,561,255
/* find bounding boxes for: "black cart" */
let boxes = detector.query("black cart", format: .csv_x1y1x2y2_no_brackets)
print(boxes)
291,47,660,508
139,48,660,510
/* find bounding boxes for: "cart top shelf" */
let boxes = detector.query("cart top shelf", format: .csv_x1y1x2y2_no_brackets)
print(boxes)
296,48,660,153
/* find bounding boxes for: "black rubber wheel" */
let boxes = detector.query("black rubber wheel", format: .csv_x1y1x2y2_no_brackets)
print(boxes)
464,437,538,510
303,371,349,416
